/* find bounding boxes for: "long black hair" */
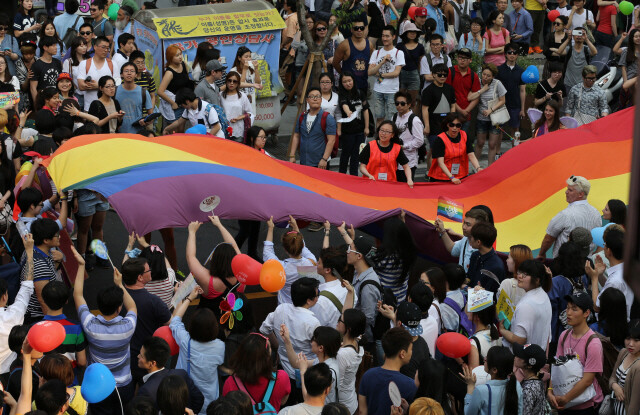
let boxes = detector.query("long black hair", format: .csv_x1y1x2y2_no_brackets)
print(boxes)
68,36,88,67
338,71,360,101
552,242,586,282
486,346,519,415
415,358,453,414
597,288,629,347
473,304,499,341
374,216,417,283
607,199,627,226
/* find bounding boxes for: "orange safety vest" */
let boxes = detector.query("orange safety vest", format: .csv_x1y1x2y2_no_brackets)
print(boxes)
366,140,402,182
428,131,469,180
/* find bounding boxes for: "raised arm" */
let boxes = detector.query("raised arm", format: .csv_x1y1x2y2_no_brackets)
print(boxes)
16,338,34,415
115,267,137,314
172,286,202,318
209,215,241,254
186,221,212,291
279,324,300,369
322,221,331,249
71,246,87,308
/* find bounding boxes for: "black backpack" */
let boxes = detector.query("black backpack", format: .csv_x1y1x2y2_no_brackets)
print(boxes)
359,280,397,341
450,0,472,39
62,15,82,49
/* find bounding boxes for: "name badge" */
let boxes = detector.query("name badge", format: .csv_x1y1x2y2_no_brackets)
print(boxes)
378,172,388,181
451,163,460,175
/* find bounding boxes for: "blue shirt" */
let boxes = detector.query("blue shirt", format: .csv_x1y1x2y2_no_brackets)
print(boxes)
116,84,153,134
359,367,416,415
464,379,523,415
53,13,84,45
0,36,20,77
509,9,534,43
427,4,446,37
458,34,485,56
170,316,225,414
294,109,337,167
497,63,525,110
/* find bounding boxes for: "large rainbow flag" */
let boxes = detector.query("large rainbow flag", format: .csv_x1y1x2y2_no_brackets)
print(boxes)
44,108,633,259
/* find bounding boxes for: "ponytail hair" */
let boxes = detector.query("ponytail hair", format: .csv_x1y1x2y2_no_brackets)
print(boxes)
282,231,304,257
474,304,499,341
485,346,519,415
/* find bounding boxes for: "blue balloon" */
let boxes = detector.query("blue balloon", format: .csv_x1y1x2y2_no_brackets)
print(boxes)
521,65,540,84
185,124,207,135
81,363,116,403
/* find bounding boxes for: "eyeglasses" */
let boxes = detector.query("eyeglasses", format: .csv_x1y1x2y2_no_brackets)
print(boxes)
227,79,238,84
79,31,92,35
352,26,366,31
104,84,116,89
379,129,394,135
90,7,99,11
250,332,270,348
435,72,448,77
307,95,322,100
506,51,517,55
584,76,596,81
346,245,361,255
448,122,462,128
316,27,327,31
320,81,332,84
516,271,531,278
395,101,408,106
142,269,152,274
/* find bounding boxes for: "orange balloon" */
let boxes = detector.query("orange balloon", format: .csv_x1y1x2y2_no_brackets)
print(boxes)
260,259,286,292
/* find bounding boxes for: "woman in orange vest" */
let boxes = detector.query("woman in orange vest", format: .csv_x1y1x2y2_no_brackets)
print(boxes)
427,113,483,184
359,121,414,188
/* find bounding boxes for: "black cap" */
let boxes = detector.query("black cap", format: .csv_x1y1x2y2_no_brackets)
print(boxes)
513,343,546,372
564,291,593,312
353,236,376,266
396,302,423,336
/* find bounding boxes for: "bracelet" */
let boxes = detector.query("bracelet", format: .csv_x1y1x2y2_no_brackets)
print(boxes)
547,387,553,391
289,155,295,159
186,297,192,302
322,158,328,162
18,125,24,128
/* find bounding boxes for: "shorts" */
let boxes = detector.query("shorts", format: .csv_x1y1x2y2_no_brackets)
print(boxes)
399,69,421,91
504,108,521,129
76,189,110,217
476,119,501,134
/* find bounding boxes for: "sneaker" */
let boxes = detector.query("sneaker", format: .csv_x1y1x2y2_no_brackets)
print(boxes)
528,47,535,55
307,222,324,232
82,253,95,272
533,46,543,54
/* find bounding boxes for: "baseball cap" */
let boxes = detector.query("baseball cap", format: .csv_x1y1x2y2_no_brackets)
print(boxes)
564,291,593,312
569,227,593,256
206,60,225,73
457,48,473,58
57,72,72,82
352,236,376,266
567,175,591,196
415,7,427,17
396,302,423,337
513,343,546,372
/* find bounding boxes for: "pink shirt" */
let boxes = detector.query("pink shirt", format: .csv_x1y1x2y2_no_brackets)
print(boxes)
556,328,604,410
222,370,291,411
483,28,509,66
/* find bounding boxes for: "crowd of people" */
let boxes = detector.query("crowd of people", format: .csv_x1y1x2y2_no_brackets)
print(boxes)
0,0,638,414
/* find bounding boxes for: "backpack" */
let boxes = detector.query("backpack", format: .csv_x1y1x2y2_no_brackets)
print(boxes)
358,279,397,341
297,111,338,158
391,112,417,139
450,0,471,39
470,336,484,365
560,330,618,396
565,45,592,66
443,296,474,337
206,103,232,139
62,15,81,49
424,53,450,73
231,373,278,415
85,57,114,76
557,277,592,335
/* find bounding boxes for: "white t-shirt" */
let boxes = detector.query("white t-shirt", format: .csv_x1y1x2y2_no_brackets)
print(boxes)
312,357,340,404
419,52,452,90
306,114,317,133
428,301,443,335
504,287,552,351
568,9,594,30
112,51,128,78
181,99,224,138
497,278,526,307
369,47,405,94
77,58,120,111
470,328,501,363
419,316,439,358
336,345,364,414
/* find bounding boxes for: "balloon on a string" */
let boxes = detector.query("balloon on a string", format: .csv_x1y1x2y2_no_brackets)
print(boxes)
107,3,120,20
521,65,540,84
231,254,262,285
260,259,286,292
619,1,634,15
81,363,116,403
27,321,66,352
436,332,471,358
547,9,560,22
408,6,418,19
153,326,179,355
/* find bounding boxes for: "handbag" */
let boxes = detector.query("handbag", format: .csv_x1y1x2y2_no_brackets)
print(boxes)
598,393,614,415
0,203,14,236
551,355,596,408
488,82,510,126
574,86,598,126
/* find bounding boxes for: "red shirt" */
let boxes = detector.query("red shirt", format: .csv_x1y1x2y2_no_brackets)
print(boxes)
597,5,617,35
446,65,481,117
223,370,291,411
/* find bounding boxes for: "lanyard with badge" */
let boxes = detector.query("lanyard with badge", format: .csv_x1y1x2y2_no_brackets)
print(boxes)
449,133,464,176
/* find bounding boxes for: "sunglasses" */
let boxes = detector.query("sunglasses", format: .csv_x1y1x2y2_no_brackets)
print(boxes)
79,31,92,35
435,72,448,77
584,76,596,81
506,50,517,55
448,122,463,128
395,101,408,106
553,21,563,26
346,245,362,255
352,26,366,31
227,79,239,84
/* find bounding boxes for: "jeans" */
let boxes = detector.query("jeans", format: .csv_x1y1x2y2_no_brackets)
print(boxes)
339,132,365,175
373,90,397,121
481,0,497,20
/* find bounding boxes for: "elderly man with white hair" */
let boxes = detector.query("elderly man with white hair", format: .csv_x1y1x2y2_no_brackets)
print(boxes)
113,5,134,52
537,175,602,259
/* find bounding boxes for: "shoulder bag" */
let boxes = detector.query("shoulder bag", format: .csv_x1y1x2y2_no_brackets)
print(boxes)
488,81,510,126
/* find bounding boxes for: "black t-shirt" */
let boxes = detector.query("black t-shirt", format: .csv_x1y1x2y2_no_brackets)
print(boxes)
338,91,368,134
400,336,430,380
421,83,456,136
534,79,566,109
30,58,62,91
359,140,409,166
123,287,172,356
431,132,474,159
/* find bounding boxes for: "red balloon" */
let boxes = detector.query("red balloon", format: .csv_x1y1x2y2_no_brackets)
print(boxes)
260,259,286,293
547,9,560,22
27,321,66,353
231,254,261,285
408,6,418,19
154,326,179,355
436,332,471,358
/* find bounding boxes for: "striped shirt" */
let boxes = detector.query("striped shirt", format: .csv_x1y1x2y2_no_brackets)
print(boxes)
373,254,408,302
144,268,176,308
20,247,61,319
135,71,157,94
42,314,88,367
78,304,137,387
546,200,602,258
